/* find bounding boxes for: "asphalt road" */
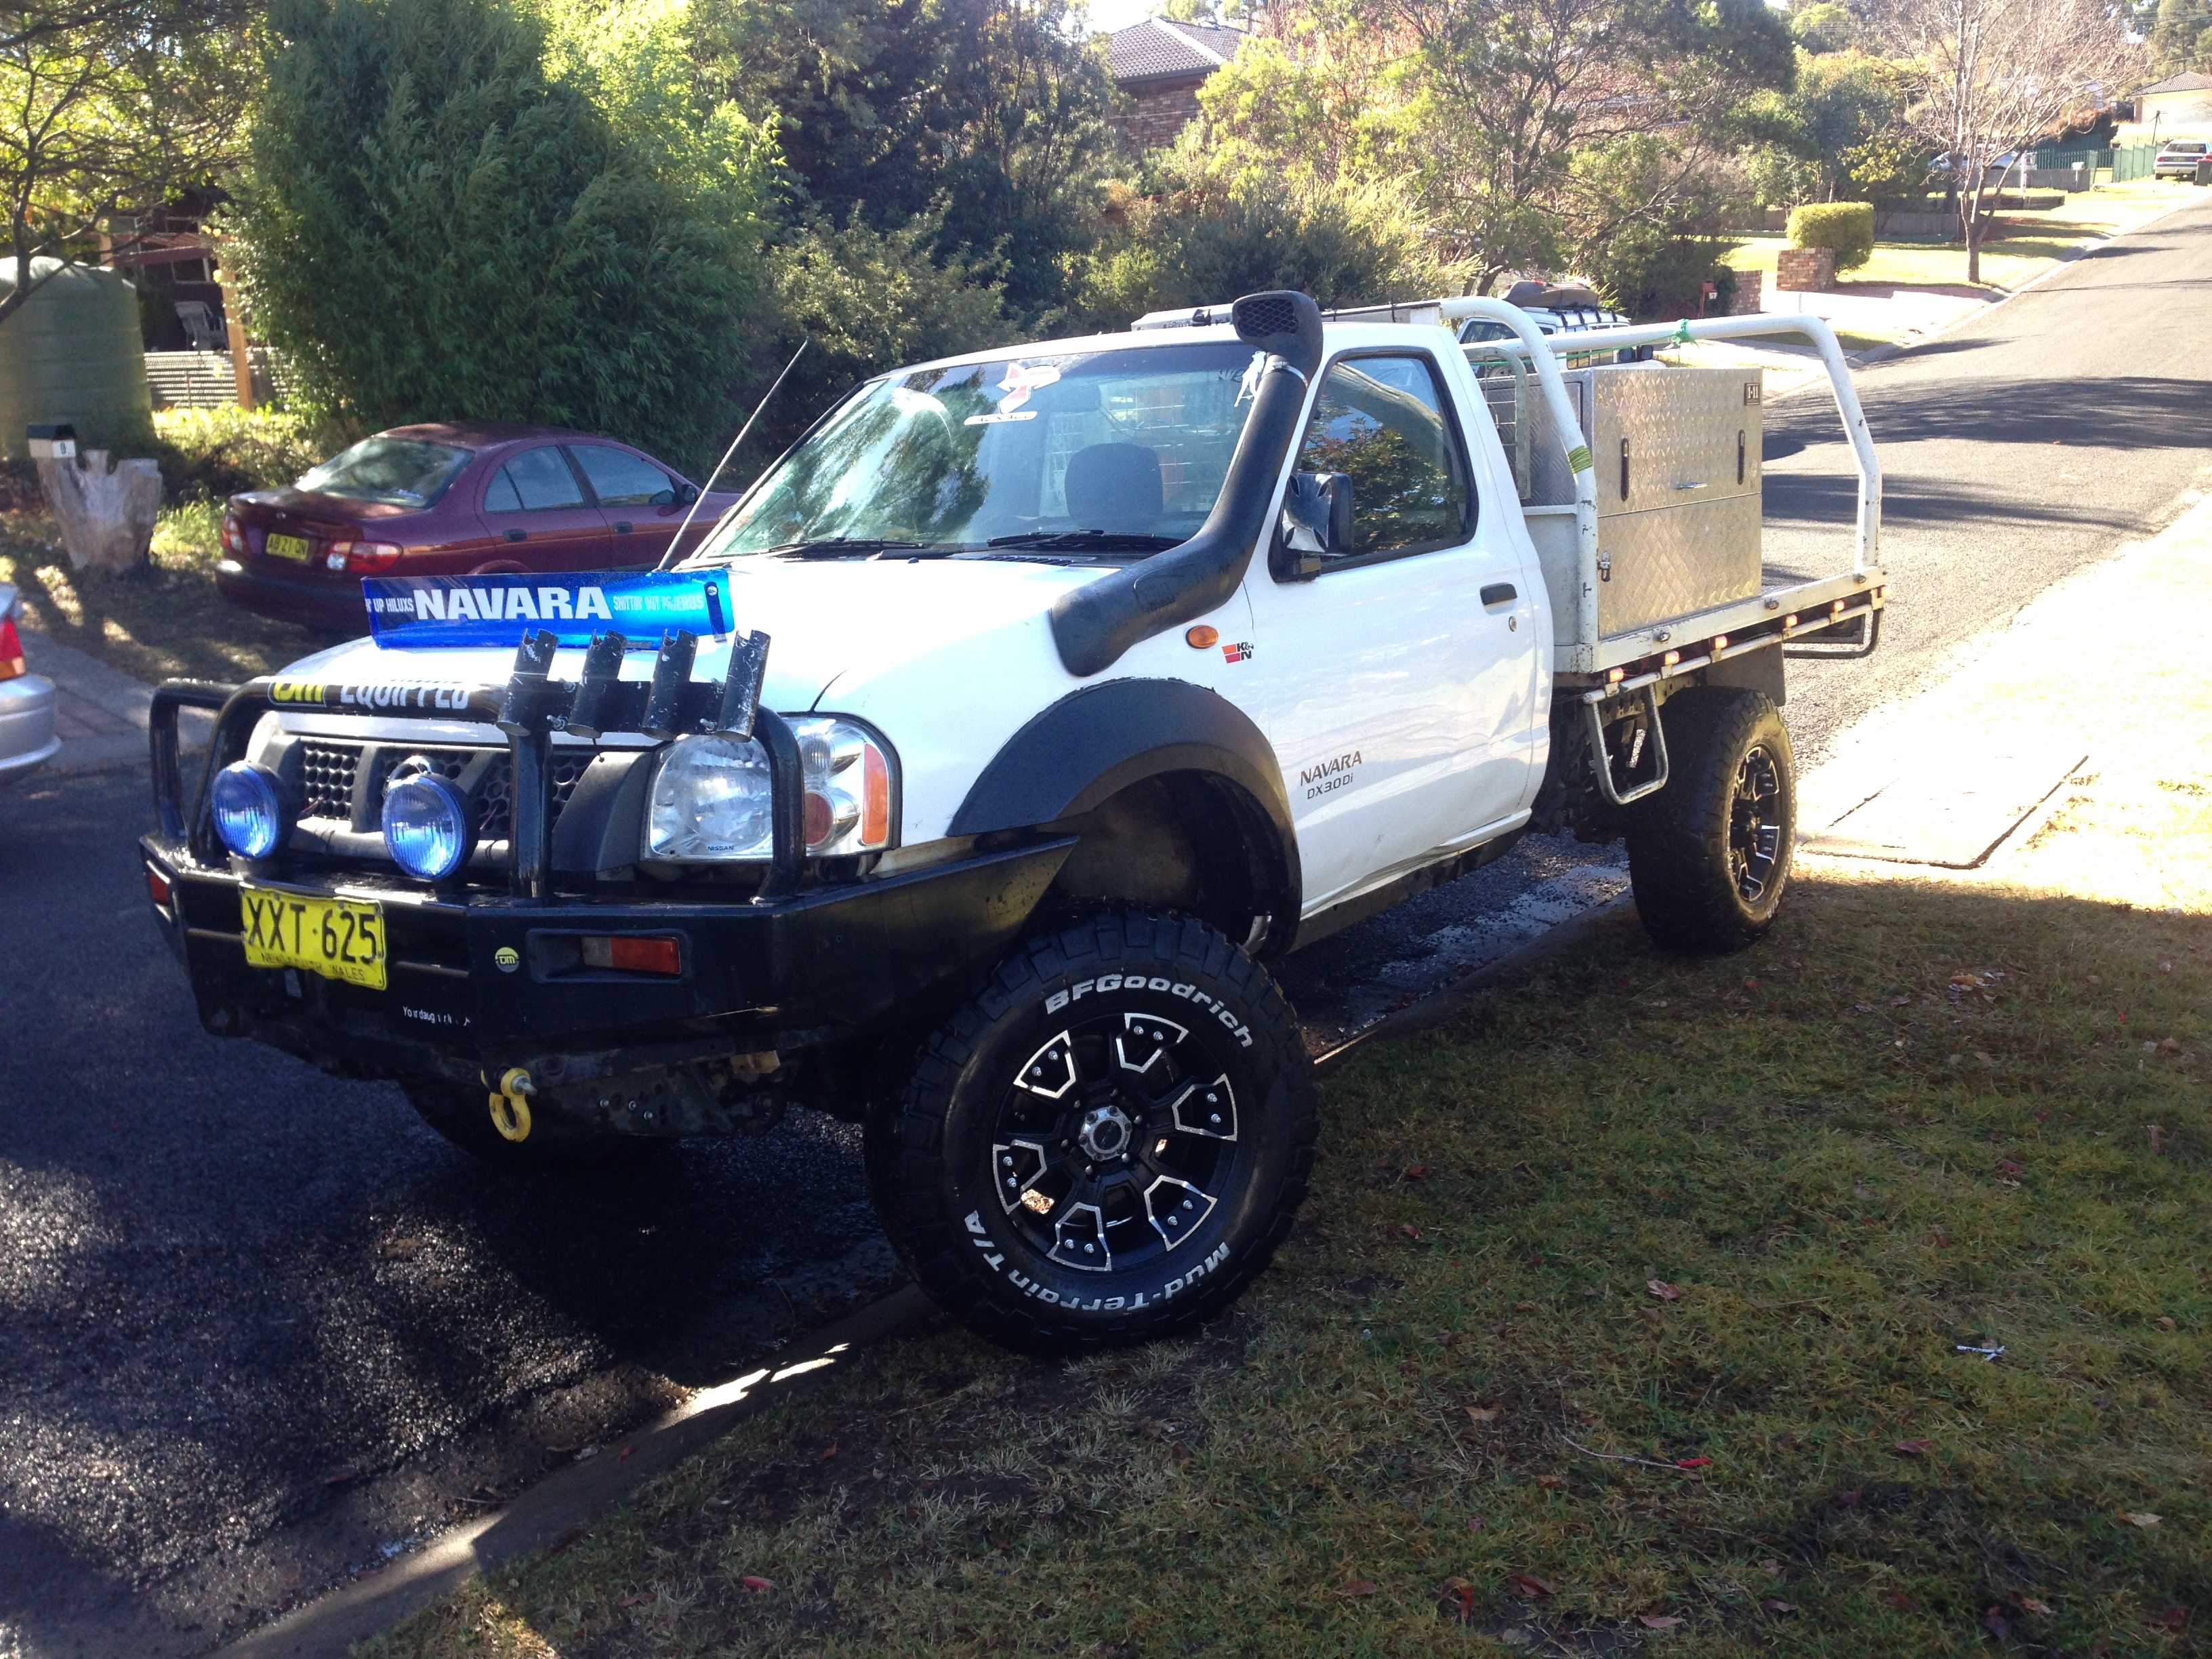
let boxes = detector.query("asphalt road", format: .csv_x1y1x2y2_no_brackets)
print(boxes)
3,192,2209,1659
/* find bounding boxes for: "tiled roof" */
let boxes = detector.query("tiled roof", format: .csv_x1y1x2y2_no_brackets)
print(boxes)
1108,18,1244,85
2141,71,2212,94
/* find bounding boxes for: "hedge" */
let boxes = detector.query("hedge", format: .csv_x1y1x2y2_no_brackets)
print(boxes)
1786,201,1875,271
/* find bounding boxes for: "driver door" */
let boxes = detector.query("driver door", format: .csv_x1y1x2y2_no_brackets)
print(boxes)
1235,350,1540,917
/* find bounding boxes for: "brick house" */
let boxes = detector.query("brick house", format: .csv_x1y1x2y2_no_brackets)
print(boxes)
1107,18,1244,149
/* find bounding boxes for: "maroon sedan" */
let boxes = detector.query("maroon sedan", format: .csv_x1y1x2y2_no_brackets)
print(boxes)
216,423,745,632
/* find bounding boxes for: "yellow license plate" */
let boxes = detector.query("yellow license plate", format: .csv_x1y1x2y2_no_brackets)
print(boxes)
240,885,387,989
266,532,311,562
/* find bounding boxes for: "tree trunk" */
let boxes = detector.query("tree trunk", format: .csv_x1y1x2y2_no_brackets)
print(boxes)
36,450,163,572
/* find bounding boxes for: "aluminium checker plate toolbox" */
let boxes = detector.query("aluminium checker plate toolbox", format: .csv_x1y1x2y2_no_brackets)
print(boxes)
1512,363,1766,644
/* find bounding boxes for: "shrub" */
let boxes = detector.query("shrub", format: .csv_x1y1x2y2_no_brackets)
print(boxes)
1071,179,1462,331
150,407,333,501
226,0,771,474
1786,201,1875,270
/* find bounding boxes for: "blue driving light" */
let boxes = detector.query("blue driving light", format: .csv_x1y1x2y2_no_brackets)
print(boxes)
382,774,476,880
211,762,289,859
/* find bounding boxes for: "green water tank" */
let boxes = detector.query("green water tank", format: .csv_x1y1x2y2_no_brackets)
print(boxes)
0,258,155,461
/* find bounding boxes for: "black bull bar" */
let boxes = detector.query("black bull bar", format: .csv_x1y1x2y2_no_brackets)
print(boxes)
152,627,803,899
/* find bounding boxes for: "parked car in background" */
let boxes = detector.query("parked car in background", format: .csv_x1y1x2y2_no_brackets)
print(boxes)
2154,139,2209,179
0,581,60,788
216,424,745,633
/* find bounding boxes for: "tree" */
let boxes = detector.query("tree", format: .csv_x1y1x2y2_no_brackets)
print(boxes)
0,0,252,326
1877,0,2136,281
698,0,1122,319
226,0,771,468
1742,47,1919,206
1377,0,1794,292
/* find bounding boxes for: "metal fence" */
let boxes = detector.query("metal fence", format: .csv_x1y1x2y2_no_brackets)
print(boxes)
144,347,297,410
2009,144,2160,183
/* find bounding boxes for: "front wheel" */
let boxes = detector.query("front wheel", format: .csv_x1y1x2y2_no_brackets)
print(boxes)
1625,686,1797,953
867,909,1317,1355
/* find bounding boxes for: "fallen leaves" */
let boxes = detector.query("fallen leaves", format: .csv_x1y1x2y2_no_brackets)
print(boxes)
1438,1576,1476,1621
741,1575,774,1591
1893,1439,1936,1457
1882,1589,1917,1610
1647,1279,1684,1302
1994,1158,2025,1176
2121,1511,2162,1529
1467,1404,1502,1425
617,1591,656,1609
1637,1613,1684,1629
1675,1456,1713,1469
1534,1474,1565,1490
1340,1579,1378,1597
1509,1572,1558,1599
2151,1605,2190,1633
2146,1124,2166,1153
1761,1599,1799,1616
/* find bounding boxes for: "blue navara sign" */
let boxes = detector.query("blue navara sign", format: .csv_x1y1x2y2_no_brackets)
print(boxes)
361,571,733,649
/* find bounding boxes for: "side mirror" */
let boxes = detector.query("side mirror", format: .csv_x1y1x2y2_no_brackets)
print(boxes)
1273,470,1353,579
676,480,700,506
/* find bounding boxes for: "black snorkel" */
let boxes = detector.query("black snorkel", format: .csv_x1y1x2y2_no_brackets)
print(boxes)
1048,290,1325,678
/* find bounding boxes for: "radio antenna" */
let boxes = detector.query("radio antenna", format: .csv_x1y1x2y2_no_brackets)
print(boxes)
657,339,809,571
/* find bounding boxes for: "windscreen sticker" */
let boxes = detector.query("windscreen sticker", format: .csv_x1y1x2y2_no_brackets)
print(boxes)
994,360,1061,412
965,409,1039,426
361,571,735,649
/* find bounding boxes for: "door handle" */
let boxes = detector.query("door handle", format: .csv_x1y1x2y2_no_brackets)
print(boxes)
613,521,633,534
505,529,527,543
1480,583,1517,607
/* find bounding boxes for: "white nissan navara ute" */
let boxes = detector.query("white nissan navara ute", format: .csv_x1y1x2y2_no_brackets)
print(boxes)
142,289,1887,1353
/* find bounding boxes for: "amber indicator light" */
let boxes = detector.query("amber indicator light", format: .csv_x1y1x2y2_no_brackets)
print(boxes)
1185,625,1219,649
581,935,683,975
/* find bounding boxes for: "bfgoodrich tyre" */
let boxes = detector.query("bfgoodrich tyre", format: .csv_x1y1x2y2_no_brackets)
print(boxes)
1625,686,1796,954
867,909,1317,1355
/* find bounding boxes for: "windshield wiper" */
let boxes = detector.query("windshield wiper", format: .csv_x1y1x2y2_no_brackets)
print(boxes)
985,530,1184,552
767,537,926,559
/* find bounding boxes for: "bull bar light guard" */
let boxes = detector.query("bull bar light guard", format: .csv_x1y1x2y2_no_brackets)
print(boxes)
148,625,806,902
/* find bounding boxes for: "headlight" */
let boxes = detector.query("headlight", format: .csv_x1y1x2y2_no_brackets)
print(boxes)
211,762,291,859
382,773,476,880
644,719,895,863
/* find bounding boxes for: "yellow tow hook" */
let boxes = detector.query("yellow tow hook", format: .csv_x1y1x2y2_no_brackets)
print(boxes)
487,1067,535,1142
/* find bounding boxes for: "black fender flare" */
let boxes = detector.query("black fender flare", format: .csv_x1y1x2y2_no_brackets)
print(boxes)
949,678,1300,933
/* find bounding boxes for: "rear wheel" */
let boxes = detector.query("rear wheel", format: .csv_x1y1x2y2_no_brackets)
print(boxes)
1625,687,1796,954
867,909,1317,1355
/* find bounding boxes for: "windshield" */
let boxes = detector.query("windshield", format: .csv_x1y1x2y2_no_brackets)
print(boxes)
295,437,472,508
697,342,1269,560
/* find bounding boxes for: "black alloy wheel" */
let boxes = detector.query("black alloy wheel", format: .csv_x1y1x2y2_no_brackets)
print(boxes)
868,908,1317,1355
1728,743,1785,903
991,1007,1248,1277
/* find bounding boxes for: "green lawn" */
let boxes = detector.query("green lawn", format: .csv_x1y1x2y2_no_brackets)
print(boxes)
364,869,2212,1658
1726,180,2198,295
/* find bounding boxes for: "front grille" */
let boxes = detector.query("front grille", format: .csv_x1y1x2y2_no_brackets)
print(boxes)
298,741,359,822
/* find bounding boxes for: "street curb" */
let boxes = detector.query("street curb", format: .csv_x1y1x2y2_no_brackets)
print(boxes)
1314,890,1638,1075
20,626,213,774
215,1286,940,1659
20,626,158,725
